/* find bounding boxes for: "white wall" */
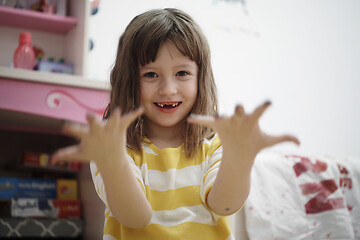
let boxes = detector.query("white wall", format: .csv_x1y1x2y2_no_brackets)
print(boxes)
88,0,360,158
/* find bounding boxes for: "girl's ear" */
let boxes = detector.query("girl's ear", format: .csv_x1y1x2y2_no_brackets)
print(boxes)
103,104,111,120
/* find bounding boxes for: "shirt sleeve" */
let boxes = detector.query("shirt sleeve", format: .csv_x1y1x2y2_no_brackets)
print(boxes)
200,137,223,209
90,154,146,207
200,136,245,216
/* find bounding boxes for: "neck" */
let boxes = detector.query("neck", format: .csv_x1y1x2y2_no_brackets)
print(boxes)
144,119,184,149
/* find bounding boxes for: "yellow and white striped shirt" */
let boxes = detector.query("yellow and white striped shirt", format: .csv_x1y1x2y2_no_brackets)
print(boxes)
90,135,234,240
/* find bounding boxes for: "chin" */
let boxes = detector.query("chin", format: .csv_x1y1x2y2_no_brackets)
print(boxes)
156,118,186,128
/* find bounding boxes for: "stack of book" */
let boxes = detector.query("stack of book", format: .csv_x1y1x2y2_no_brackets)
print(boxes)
0,177,81,219
0,151,83,238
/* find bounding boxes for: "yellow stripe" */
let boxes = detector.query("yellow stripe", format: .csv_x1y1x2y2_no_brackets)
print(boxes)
104,215,231,240
145,150,205,171
128,137,220,171
95,170,99,176
105,208,111,218
104,216,121,238
145,138,185,155
206,135,221,157
146,185,202,211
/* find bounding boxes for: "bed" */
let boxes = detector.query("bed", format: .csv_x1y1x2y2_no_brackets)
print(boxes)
230,151,360,239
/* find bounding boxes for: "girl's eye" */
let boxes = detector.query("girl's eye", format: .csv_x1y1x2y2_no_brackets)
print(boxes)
176,71,188,77
144,72,158,78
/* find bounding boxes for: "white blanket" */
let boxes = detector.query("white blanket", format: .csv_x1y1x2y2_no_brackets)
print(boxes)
245,151,360,240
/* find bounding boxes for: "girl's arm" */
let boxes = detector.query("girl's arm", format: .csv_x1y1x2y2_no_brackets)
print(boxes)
94,151,151,228
51,108,152,228
188,101,300,215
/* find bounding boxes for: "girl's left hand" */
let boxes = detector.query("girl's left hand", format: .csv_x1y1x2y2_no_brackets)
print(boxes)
187,101,300,161
50,107,143,166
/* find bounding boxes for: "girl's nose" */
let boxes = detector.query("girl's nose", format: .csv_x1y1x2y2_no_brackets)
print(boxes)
158,77,177,96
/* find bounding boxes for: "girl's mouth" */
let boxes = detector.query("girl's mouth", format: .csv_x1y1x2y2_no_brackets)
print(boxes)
153,102,182,112
154,102,181,109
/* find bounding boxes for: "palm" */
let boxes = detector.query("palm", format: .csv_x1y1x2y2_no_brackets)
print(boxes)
188,101,300,158
51,108,144,164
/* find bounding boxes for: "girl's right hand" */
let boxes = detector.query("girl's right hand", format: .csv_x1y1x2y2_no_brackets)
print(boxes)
50,107,144,166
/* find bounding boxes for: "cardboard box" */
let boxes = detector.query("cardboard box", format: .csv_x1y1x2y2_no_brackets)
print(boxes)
23,152,49,167
10,198,81,218
1,177,57,199
0,178,18,199
22,151,82,172
17,178,57,199
53,199,81,218
38,61,74,75
57,179,77,200
68,162,82,171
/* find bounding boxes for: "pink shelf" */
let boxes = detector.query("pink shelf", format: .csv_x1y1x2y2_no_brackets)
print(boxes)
0,6,78,34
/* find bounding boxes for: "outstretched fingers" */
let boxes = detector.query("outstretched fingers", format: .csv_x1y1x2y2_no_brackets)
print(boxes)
264,133,301,148
104,107,144,131
234,104,245,117
86,112,98,127
253,100,272,120
50,145,83,165
187,114,216,128
106,107,121,129
119,107,144,130
62,122,88,140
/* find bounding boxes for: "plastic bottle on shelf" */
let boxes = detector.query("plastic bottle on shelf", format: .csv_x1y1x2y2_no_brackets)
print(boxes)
13,32,35,70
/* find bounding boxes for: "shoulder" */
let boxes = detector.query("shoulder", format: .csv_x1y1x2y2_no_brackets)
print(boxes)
126,141,158,166
126,147,143,166
202,134,222,157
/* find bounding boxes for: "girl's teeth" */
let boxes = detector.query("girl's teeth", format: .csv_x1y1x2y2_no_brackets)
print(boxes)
156,103,179,108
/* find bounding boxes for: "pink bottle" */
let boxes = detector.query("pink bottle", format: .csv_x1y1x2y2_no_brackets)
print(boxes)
13,32,35,70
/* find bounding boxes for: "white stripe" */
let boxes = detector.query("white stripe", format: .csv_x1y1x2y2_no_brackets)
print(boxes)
201,161,220,203
149,204,220,226
200,147,222,203
90,155,145,206
143,144,158,155
225,234,235,240
126,155,145,188
203,136,215,145
103,235,119,240
90,161,108,206
140,163,150,186
207,146,222,167
147,164,204,191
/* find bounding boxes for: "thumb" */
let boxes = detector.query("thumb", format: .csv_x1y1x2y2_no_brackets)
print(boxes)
187,114,216,128
50,145,85,165
120,107,144,130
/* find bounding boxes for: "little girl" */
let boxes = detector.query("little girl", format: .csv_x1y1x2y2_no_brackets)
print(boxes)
52,8,299,240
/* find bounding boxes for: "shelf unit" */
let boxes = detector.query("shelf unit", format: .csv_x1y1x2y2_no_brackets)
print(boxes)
0,1,89,76
0,1,107,239
0,5,78,34
0,130,83,238
0,66,109,90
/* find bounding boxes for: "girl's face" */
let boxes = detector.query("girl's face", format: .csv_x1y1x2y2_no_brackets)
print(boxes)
139,41,198,132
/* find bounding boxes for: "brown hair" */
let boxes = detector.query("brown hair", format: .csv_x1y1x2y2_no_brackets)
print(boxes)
104,8,218,157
